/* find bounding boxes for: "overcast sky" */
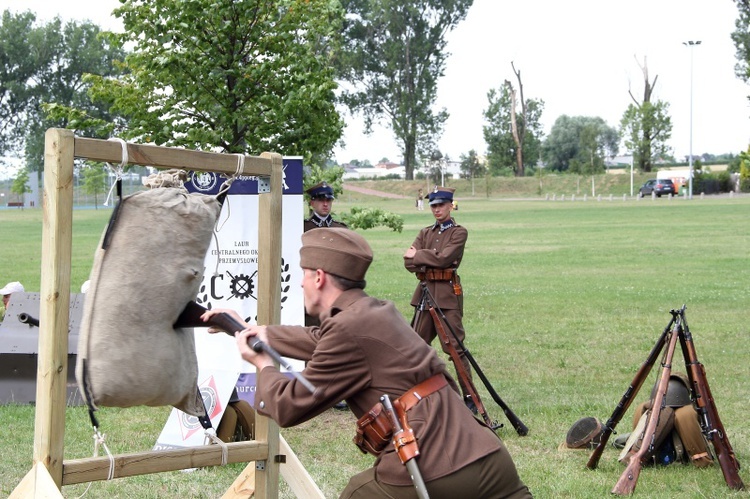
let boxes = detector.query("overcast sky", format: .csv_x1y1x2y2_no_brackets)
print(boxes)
2,0,749,166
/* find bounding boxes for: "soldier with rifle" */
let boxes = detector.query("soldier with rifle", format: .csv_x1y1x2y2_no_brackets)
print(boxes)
404,186,476,411
202,228,532,498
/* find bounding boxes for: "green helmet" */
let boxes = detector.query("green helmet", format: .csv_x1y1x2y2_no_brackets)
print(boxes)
650,372,692,408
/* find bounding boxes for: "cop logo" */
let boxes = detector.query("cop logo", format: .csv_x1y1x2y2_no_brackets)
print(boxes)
191,171,218,192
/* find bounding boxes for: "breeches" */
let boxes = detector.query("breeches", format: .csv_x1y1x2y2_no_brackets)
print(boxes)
340,444,532,499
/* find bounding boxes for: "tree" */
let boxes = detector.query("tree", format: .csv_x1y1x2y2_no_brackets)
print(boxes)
0,11,125,169
82,0,344,162
732,0,750,86
80,164,108,208
483,72,544,177
459,149,484,195
542,115,618,173
739,146,750,192
10,167,31,206
619,57,672,173
0,11,37,156
570,119,619,175
338,0,474,180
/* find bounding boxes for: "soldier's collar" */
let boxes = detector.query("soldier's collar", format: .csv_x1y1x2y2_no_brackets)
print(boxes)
310,212,333,227
431,218,455,233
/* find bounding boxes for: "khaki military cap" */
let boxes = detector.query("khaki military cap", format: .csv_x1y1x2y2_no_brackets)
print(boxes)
300,228,373,281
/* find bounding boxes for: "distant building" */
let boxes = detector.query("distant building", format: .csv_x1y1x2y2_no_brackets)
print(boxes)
343,162,406,180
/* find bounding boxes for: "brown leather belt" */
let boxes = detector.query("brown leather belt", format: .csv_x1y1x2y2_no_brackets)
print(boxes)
416,268,455,281
396,374,448,412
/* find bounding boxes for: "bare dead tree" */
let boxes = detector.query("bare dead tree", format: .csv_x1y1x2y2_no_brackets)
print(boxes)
506,61,527,177
628,55,658,172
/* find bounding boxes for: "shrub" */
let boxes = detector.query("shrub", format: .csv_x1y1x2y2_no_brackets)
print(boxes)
693,171,732,194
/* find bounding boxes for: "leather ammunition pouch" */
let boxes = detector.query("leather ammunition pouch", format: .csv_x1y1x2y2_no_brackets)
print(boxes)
416,268,455,281
354,402,393,456
353,374,448,458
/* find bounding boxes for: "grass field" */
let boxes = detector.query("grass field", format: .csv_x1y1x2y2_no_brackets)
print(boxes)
1,188,749,498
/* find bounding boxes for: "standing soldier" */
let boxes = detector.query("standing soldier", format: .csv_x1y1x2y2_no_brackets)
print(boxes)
304,180,347,328
403,186,475,411
304,181,347,232
303,181,348,410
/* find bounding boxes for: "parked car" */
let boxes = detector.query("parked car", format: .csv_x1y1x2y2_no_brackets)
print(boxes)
638,179,676,197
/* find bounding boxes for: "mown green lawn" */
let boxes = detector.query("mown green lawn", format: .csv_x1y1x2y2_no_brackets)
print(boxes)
1,192,748,498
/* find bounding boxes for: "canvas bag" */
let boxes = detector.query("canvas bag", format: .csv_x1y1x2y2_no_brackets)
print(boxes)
76,186,221,417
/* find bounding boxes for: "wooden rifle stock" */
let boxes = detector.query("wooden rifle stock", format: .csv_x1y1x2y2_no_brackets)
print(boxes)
587,315,674,469
419,283,527,435
174,301,317,395
612,315,681,495
428,307,495,429
680,318,744,490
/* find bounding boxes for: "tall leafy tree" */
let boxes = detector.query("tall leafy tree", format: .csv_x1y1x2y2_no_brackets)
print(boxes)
84,0,344,161
0,11,125,169
483,79,544,177
542,115,618,173
338,0,474,180
732,0,750,86
459,149,484,195
0,11,37,156
619,57,672,172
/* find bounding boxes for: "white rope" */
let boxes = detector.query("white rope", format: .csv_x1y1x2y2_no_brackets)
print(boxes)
74,427,115,498
93,427,116,480
204,429,229,466
103,138,129,206
217,153,245,197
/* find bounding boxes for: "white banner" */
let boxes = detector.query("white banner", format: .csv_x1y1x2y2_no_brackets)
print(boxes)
154,157,304,449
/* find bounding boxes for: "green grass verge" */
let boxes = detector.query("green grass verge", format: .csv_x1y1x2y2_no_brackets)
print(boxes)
1,190,748,498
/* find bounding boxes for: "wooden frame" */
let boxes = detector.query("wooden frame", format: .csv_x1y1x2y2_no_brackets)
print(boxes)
13,128,296,497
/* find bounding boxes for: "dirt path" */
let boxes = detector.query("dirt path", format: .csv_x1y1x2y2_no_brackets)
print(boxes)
343,183,410,199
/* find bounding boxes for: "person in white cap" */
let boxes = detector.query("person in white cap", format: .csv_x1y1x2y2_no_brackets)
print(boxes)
1,281,25,309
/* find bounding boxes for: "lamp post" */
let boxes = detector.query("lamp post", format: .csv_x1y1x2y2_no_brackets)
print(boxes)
683,40,701,199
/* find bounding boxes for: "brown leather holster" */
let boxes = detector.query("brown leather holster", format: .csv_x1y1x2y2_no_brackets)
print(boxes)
353,374,447,457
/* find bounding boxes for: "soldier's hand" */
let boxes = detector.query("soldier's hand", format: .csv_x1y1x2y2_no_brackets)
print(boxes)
404,246,417,258
236,327,274,369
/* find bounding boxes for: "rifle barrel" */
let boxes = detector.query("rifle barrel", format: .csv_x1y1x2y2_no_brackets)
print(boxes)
174,301,317,395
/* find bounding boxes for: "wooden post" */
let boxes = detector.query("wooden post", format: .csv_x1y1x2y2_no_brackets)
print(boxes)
34,128,75,486
23,130,302,498
253,152,284,498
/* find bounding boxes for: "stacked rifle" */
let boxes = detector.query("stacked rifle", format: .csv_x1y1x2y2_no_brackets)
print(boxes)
587,306,743,494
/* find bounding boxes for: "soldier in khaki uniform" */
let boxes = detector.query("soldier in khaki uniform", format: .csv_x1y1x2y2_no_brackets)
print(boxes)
303,181,347,232
203,228,531,498
404,186,475,408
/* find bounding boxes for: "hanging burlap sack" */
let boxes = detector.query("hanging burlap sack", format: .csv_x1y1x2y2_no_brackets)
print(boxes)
76,186,221,416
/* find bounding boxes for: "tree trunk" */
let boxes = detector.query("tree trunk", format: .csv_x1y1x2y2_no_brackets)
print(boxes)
506,80,524,177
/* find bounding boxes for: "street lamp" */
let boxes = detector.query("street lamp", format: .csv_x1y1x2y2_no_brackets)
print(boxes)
683,40,701,199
